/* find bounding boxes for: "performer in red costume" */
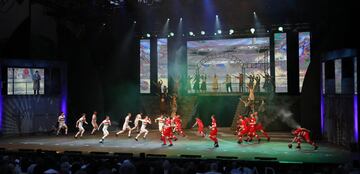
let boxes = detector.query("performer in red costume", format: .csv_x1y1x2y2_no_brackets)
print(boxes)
288,127,318,150
161,117,177,146
192,117,205,137
246,113,261,143
173,114,186,137
209,115,219,147
253,112,271,141
237,115,249,144
235,115,246,134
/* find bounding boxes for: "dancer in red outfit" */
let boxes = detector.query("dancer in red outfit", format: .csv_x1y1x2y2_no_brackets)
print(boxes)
235,115,246,134
192,117,205,137
237,115,249,144
288,127,318,150
253,112,270,141
246,114,261,143
209,115,219,147
161,117,177,146
173,115,186,137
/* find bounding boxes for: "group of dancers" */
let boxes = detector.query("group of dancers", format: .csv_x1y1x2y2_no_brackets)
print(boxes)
235,112,270,144
57,111,112,143
56,110,318,150
56,111,220,147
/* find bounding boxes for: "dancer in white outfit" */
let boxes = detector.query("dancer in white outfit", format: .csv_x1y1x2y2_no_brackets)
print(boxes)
154,114,165,133
116,113,132,137
135,116,151,141
131,113,142,133
75,114,88,138
91,111,98,135
98,116,111,143
57,112,68,135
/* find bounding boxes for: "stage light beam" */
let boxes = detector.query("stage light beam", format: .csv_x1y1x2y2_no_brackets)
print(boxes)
201,31,205,35
217,29,222,34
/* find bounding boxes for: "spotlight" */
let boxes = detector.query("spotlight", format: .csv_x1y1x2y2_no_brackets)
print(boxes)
250,28,255,34
134,21,136,24
189,31,194,36
214,33,217,36
167,35,170,38
278,26,284,32
201,31,205,35
216,15,218,18
229,29,234,35
217,29,222,34
167,18,170,21
146,33,151,38
180,17,183,21
170,32,174,37
253,11,256,15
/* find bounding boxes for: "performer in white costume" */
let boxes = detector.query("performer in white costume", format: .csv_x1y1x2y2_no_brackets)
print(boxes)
75,113,88,138
154,114,165,132
98,116,111,143
135,116,151,141
131,113,142,133
115,113,132,137
91,111,98,135
57,112,68,135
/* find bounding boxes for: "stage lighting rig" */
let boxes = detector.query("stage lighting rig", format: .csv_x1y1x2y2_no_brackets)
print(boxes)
137,0,163,6
108,0,124,5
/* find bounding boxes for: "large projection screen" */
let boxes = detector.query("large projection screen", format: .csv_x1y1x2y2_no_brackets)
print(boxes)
187,38,270,94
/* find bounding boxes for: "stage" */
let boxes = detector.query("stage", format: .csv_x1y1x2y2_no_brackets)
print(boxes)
0,128,352,164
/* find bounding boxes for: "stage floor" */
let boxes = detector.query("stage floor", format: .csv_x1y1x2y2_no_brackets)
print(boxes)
0,128,352,164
